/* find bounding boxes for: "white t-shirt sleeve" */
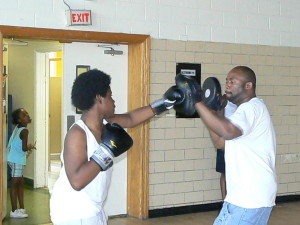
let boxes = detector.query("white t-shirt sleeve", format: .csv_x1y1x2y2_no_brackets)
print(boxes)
224,101,237,118
228,102,257,137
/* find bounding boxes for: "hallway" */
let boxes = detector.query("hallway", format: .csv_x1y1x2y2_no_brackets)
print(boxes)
2,187,300,225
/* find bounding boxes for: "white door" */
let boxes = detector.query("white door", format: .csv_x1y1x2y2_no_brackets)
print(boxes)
2,78,8,219
35,52,50,188
35,46,62,189
63,42,128,216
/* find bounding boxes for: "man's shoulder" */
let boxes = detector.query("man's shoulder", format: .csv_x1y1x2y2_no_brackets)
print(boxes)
243,97,265,108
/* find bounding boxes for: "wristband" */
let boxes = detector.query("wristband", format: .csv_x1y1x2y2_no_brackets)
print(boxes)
90,143,114,171
150,98,176,115
150,99,165,115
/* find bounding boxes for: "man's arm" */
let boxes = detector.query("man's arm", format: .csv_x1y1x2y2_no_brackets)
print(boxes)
195,102,242,140
106,106,155,128
209,129,225,149
208,102,226,149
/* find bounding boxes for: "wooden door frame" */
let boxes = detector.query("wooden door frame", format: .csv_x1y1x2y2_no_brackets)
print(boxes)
0,32,3,223
0,25,150,220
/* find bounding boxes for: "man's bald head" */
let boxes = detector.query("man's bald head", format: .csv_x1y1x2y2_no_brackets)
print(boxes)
231,66,256,91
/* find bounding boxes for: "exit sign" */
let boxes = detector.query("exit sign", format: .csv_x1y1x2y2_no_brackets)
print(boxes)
66,10,92,26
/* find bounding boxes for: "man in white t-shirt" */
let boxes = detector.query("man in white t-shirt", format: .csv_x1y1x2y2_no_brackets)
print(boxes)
215,101,237,201
195,66,277,225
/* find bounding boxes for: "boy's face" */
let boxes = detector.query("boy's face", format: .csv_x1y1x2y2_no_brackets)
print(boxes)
102,88,115,118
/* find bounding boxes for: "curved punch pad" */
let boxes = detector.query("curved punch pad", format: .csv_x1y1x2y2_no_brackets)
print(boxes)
202,77,222,111
174,74,198,116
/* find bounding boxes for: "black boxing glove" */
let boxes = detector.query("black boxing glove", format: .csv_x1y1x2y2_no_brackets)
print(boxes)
91,123,133,171
190,80,202,103
150,86,183,115
172,74,202,116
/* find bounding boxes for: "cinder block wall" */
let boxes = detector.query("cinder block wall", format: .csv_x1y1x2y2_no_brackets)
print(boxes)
2,0,300,47
149,39,300,210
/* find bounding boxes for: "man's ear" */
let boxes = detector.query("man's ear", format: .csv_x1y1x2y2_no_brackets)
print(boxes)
245,82,252,90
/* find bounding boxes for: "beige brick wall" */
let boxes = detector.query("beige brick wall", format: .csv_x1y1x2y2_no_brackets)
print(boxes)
149,39,300,210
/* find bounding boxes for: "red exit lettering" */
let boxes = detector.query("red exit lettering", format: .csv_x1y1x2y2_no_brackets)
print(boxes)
72,13,90,23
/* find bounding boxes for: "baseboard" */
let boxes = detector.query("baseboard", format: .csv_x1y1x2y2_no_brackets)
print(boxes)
108,214,127,219
148,194,300,218
149,202,222,218
24,177,34,188
275,194,300,203
7,177,33,188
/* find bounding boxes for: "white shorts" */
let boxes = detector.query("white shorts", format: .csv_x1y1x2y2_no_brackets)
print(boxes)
53,211,107,225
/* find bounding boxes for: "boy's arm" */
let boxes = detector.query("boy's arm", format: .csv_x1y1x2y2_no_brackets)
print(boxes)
63,125,102,191
106,85,184,128
106,106,155,128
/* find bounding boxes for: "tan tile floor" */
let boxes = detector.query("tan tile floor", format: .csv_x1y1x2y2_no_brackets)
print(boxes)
3,187,51,225
3,187,300,225
108,201,300,225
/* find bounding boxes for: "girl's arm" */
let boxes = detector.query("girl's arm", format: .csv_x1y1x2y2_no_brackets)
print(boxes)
63,125,102,191
20,129,30,152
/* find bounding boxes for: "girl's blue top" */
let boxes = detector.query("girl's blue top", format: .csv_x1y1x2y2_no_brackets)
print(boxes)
7,126,27,165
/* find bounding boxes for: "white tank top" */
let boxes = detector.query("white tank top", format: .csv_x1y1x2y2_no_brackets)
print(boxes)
50,120,112,224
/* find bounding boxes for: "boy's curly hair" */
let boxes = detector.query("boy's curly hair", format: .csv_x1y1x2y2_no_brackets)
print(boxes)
71,69,111,110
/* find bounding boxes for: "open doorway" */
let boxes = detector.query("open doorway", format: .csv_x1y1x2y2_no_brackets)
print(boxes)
4,40,63,190
2,38,63,224
0,25,150,220
35,49,63,190
48,51,63,190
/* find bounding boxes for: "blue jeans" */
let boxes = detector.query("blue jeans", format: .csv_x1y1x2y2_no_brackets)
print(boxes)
213,202,273,225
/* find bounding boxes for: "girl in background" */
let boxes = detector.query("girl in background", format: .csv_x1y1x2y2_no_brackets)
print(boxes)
7,108,35,218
